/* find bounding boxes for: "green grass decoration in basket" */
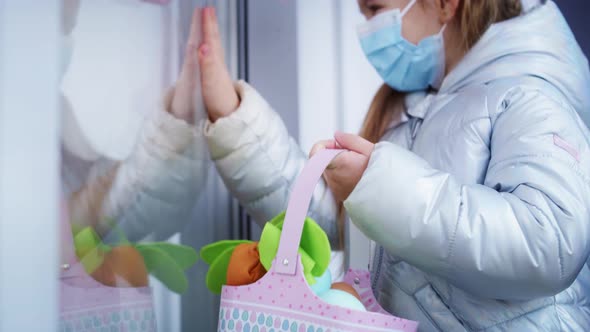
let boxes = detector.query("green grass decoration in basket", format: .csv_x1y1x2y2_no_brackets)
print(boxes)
200,211,332,294
72,221,198,294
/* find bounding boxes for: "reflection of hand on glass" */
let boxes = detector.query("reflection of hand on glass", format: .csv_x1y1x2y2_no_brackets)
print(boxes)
168,9,203,125
61,0,208,242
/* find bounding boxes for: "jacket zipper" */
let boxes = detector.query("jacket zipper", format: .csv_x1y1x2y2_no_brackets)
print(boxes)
371,245,384,292
372,117,421,292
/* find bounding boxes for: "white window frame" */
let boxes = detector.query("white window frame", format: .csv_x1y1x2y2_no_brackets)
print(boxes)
0,1,61,331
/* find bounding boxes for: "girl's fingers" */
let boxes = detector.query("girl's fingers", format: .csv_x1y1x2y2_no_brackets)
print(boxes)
334,131,374,156
171,8,204,124
202,7,223,55
198,7,225,84
198,43,239,121
178,8,202,84
202,7,214,43
187,8,201,48
309,140,338,158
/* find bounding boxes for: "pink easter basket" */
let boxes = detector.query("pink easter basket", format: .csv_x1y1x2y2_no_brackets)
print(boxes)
218,149,418,332
59,200,157,332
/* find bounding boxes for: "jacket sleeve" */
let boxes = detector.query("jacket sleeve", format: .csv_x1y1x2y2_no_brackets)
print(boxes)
344,86,590,300
99,89,209,242
204,81,340,245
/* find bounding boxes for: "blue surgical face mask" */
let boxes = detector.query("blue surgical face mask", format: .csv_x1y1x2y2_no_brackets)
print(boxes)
357,0,446,92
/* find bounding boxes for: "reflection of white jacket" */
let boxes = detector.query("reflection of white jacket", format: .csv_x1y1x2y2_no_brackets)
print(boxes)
62,91,207,241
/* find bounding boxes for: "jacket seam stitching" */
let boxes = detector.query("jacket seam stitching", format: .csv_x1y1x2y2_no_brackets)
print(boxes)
236,110,294,206
405,281,471,332
520,198,565,280
406,283,444,332
477,301,589,331
480,302,555,331
428,282,472,331
105,121,185,226
413,296,445,332
105,147,196,240
489,152,590,185
487,153,549,170
458,117,492,146
487,82,590,183
446,185,464,271
554,296,566,332
429,116,491,141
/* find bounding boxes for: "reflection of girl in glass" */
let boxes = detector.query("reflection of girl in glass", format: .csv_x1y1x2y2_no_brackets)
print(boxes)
61,0,207,242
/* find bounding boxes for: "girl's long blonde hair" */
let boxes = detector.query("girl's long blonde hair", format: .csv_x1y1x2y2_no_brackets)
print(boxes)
359,0,523,143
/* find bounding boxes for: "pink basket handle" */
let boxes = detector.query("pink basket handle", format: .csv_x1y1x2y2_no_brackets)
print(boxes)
274,149,345,276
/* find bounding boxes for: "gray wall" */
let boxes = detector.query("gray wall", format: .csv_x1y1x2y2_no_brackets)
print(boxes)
246,0,300,139
244,0,300,236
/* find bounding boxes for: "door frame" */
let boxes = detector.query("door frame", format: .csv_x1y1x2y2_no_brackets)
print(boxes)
0,1,62,331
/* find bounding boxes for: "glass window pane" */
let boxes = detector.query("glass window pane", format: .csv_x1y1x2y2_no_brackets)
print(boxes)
58,1,237,331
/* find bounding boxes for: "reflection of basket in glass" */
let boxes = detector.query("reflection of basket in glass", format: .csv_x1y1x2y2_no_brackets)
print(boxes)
214,149,419,332
59,203,156,332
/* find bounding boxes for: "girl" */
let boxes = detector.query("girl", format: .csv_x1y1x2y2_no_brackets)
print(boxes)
196,1,590,330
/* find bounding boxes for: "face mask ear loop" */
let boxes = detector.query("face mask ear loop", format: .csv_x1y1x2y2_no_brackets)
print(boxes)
401,0,418,17
438,24,447,36
431,24,447,89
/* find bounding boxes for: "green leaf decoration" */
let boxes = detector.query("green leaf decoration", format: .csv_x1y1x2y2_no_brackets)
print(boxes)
136,242,198,270
205,246,235,294
265,212,331,277
78,247,104,274
74,227,101,258
199,211,332,292
136,245,188,294
258,222,281,271
73,227,105,273
258,221,317,285
200,240,251,265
